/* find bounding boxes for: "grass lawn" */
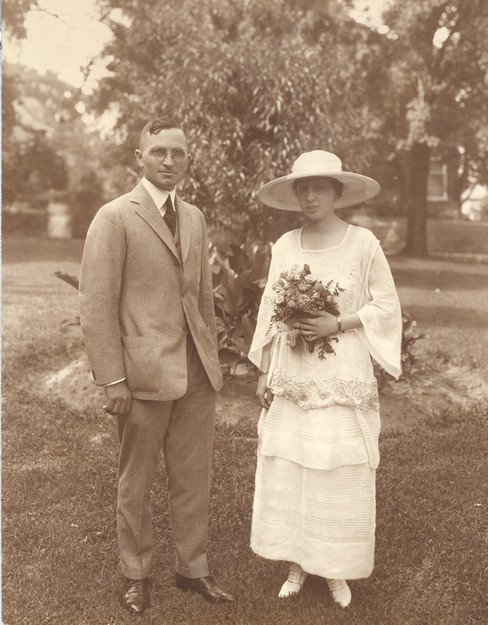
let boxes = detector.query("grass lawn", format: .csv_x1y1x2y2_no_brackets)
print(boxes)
2,235,488,625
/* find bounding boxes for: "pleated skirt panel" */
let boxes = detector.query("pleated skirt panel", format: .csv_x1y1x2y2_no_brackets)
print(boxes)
251,396,378,579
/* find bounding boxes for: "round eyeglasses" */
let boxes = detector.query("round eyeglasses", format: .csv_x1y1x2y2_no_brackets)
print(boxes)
149,148,187,163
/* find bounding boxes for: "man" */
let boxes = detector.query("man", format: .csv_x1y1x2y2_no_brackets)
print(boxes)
79,118,234,614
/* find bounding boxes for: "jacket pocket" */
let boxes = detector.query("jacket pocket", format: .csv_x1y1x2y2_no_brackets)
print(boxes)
122,336,161,393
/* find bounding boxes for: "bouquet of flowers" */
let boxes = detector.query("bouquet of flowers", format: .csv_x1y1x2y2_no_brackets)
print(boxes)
267,264,344,359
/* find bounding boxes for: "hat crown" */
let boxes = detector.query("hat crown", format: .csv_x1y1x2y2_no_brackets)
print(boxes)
292,151,343,176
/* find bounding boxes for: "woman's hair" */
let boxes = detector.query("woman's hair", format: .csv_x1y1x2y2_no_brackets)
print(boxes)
293,176,344,200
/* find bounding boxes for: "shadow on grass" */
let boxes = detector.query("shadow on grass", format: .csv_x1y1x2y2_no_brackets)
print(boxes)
391,266,488,291
2,236,85,264
402,304,488,329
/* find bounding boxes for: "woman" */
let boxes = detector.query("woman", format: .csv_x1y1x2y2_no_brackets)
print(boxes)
248,150,402,607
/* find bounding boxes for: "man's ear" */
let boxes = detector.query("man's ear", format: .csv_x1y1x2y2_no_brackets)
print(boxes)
135,149,143,166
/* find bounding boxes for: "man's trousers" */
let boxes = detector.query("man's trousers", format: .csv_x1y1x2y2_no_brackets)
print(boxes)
116,336,216,580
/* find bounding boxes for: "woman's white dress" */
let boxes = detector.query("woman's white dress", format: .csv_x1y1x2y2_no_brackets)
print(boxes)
248,225,402,580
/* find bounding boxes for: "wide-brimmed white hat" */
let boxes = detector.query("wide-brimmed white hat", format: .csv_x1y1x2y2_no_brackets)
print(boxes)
257,150,380,211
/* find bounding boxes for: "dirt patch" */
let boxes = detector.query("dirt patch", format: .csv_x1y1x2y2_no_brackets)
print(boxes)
41,356,261,424
42,354,105,409
379,363,488,431
216,371,260,427
39,355,488,432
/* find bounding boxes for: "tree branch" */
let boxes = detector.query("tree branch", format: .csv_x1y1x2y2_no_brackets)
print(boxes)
30,7,70,28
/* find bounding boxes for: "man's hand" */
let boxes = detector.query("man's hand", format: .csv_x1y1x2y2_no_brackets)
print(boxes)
256,375,273,410
103,380,132,416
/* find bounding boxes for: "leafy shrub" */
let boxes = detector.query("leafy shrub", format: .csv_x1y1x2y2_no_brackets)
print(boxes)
209,231,272,369
374,311,424,390
55,235,423,382
70,172,105,239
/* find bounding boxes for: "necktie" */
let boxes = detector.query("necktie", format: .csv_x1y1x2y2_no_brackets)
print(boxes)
163,196,176,237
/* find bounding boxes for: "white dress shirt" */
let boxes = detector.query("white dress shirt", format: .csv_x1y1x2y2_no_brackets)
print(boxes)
141,176,177,216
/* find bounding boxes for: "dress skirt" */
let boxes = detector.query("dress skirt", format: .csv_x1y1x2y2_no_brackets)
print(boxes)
250,395,378,580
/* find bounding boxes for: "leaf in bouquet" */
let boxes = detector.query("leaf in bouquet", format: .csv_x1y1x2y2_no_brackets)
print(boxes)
322,301,340,316
317,336,339,359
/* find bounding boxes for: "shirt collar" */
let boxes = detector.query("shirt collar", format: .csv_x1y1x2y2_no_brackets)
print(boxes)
142,177,176,211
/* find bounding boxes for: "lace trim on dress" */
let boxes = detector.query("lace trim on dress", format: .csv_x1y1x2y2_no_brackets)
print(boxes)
270,368,379,410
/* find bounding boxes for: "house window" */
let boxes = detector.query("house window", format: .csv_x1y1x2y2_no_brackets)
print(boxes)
428,161,448,201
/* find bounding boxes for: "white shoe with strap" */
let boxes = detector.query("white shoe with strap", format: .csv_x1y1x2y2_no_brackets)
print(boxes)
326,578,352,607
278,563,308,598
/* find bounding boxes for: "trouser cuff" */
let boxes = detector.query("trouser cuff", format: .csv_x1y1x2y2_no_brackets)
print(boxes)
121,566,150,580
175,563,210,579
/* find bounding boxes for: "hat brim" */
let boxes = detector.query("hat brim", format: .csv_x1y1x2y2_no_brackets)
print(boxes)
257,171,381,211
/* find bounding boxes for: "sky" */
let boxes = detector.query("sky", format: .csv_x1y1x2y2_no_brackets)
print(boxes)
5,0,112,90
5,0,390,89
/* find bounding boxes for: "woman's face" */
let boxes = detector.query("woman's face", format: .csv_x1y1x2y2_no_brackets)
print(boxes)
294,177,338,222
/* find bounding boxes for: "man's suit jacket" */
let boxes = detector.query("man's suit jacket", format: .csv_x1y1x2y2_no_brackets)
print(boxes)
79,182,223,400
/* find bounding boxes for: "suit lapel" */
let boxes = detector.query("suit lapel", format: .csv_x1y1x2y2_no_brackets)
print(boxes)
131,183,179,260
175,196,192,265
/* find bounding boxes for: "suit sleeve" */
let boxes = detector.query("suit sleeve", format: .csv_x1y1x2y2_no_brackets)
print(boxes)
79,206,127,385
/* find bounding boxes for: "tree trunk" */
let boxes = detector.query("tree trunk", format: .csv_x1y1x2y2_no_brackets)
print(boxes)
404,142,431,256
454,151,469,218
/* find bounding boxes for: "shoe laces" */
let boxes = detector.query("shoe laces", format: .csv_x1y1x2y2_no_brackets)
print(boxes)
126,579,146,595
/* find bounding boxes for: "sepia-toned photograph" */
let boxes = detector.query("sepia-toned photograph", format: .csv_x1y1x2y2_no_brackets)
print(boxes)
2,1,488,623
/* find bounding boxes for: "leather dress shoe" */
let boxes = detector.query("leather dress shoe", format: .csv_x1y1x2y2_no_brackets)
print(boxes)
121,577,150,614
175,573,235,604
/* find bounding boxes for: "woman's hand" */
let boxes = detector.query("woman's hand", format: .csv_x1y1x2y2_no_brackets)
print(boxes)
256,374,273,410
288,311,339,341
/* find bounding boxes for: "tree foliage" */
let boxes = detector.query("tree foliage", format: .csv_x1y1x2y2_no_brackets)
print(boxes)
2,63,105,220
2,66,70,207
372,0,488,254
90,0,383,240
2,0,39,38
3,130,68,207
8,0,487,254
3,1,107,223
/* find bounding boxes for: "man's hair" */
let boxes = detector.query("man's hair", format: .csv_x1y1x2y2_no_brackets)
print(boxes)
139,117,186,149
293,176,344,200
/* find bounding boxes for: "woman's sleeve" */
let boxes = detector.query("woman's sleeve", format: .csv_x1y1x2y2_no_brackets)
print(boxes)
356,244,402,379
248,244,281,369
